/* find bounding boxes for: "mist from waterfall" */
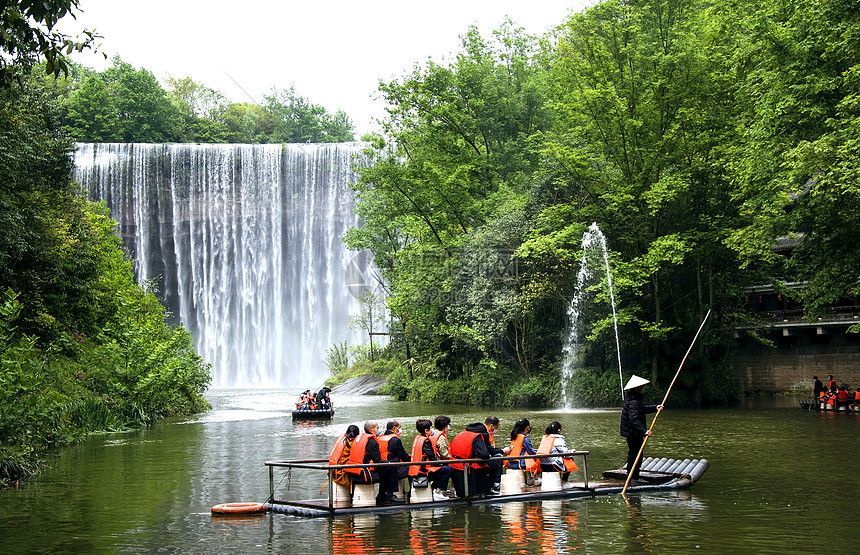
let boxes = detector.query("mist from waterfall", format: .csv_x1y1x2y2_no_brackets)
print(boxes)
73,142,373,388
560,223,623,407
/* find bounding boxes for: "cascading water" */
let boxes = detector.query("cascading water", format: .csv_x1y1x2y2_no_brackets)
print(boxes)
73,142,374,388
560,222,623,408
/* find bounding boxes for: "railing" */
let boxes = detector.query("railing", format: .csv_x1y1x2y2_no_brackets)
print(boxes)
265,451,590,508
745,306,860,325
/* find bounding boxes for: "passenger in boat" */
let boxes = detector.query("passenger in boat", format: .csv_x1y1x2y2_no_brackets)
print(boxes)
431,415,452,460
828,375,838,394
836,386,850,408
620,375,663,481
819,389,832,407
346,420,392,504
854,387,860,400
316,387,332,410
449,417,511,497
813,376,824,399
296,390,311,410
378,420,411,503
329,424,360,487
508,419,539,485
484,416,510,492
537,421,578,483
411,419,452,501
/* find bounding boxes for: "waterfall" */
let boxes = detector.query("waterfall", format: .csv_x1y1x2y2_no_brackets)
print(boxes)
560,222,623,407
73,142,373,388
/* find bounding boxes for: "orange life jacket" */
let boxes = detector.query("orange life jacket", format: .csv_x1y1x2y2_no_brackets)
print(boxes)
376,434,394,460
449,431,488,471
328,434,349,466
537,435,578,472
819,391,829,402
409,434,439,476
837,390,849,401
509,433,539,473
855,391,860,400
430,431,445,454
345,433,374,475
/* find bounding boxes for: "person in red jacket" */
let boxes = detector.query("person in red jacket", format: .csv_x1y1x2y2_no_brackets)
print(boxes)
449,417,511,497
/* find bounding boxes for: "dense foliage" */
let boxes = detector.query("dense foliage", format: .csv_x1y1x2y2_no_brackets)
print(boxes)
0,76,211,486
58,57,355,143
0,0,98,85
346,0,859,407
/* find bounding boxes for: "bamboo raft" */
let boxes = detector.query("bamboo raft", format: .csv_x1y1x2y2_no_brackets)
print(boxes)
263,452,710,518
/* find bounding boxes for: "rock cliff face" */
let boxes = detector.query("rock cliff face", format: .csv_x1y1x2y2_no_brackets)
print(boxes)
330,375,387,395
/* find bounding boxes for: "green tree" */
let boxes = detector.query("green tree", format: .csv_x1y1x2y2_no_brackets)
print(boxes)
346,22,554,396
537,0,745,396
1,74,211,484
262,85,355,143
62,57,180,142
722,0,860,324
165,75,229,143
63,74,116,141
0,0,98,85
219,102,272,143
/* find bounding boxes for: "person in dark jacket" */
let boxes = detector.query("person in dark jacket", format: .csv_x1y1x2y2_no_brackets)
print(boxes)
620,375,662,481
379,420,410,504
812,376,824,399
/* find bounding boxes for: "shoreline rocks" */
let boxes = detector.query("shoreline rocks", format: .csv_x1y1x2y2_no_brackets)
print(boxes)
329,374,387,396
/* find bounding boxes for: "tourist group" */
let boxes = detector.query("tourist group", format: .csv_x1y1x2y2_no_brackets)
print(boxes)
326,416,577,506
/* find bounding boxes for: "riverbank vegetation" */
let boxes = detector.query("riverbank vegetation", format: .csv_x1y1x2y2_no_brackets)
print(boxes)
342,0,860,407
0,5,211,486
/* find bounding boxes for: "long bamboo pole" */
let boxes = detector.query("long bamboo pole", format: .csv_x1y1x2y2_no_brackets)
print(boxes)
621,308,711,495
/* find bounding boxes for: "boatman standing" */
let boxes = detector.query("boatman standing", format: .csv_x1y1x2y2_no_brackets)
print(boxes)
620,375,663,482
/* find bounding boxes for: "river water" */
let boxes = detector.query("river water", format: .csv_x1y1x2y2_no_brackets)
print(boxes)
1,390,857,553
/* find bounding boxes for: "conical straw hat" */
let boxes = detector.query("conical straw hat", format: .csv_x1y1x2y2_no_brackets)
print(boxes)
623,375,650,391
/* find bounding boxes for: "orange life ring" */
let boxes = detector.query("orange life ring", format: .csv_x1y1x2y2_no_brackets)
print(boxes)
211,502,266,515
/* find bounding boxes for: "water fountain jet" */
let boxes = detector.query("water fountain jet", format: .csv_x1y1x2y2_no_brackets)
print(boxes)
560,222,623,408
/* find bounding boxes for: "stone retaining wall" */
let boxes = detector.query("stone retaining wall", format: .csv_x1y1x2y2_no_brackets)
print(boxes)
732,345,860,393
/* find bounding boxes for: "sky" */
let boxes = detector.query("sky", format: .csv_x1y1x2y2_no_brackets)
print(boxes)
57,0,593,134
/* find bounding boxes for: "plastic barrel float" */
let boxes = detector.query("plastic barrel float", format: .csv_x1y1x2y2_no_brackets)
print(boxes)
211,502,267,515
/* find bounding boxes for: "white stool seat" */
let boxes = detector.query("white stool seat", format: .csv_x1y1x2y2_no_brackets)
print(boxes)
504,469,526,486
541,472,562,492
500,470,525,494
409,483,434,503
334,482,351,503
352,483,377,507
